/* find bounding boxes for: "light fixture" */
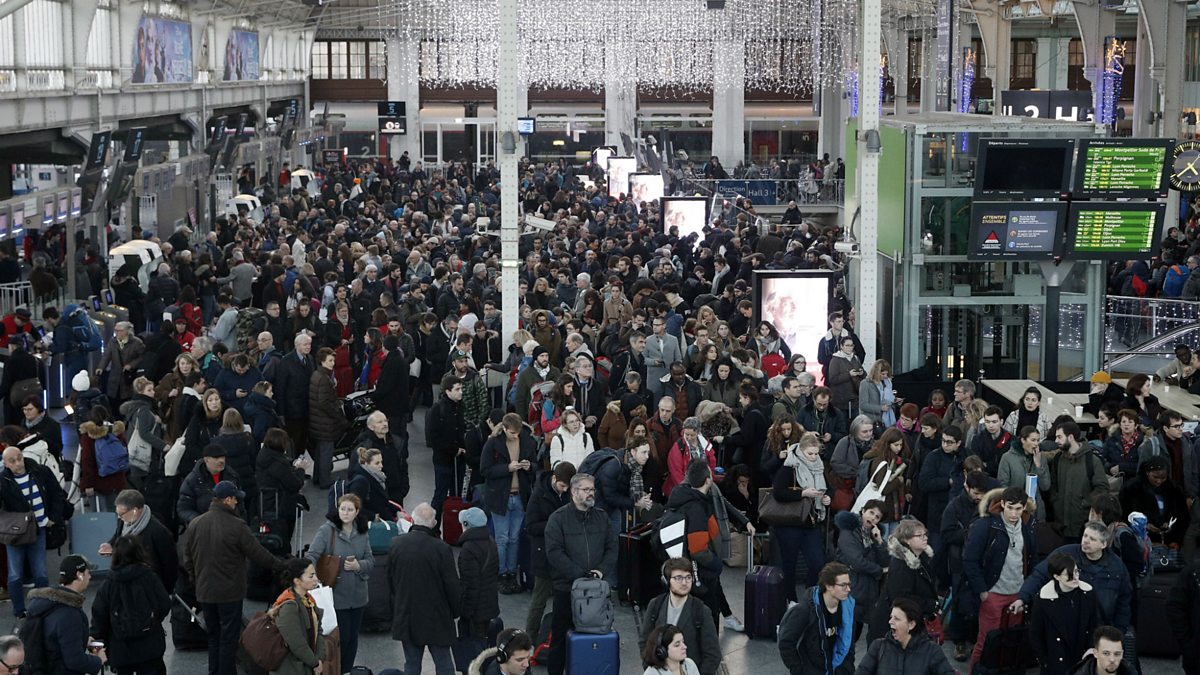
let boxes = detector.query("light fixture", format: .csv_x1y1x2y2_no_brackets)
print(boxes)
706,0,726,8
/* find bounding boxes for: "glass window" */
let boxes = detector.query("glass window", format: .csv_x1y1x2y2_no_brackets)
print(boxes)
368,41,387,79
311,41,329,79
330,41,347,79
1011,40,1036,86
349,41,366,79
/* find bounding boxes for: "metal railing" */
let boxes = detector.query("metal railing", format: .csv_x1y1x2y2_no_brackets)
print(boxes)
0,280,64,318
673,178,845,206
1104,294,1200,352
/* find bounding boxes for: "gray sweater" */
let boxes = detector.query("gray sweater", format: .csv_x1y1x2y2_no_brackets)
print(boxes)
217,262,258,303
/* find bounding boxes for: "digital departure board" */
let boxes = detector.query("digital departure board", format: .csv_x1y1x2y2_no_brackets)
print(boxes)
1066,203,1164,259
1073,138,1173,199
968,201,1068,260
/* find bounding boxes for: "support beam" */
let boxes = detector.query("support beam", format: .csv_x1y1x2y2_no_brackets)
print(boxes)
712,41,745,166
858,0,881,367
1138,0,1188,139
0,0,34,21
604,44,636,149
385,39,421,163
1069,0,1115,131
498,0,521,352
882,23,908,116
920,29,937,113
968,0,1011,116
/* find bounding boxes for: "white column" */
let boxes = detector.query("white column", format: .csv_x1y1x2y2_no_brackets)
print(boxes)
920,30,938,113
712,41,745,166
1035,37,1054,89
1132,25,1153,138
386,39,421,162
1054,38,1071,90
498,0,522,350
886,26,909,116
817,85,844,161
1068,0,1115,131
604,44,636,149
858,0,881,367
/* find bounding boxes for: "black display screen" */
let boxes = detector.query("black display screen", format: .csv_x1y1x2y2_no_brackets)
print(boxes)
968,201,1069,260
974,138,1075,199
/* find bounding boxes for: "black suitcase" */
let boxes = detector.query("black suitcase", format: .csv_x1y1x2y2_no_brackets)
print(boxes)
363,555,392,632
617,524,659,609
1137,572,1182,657
974,613,1038,675
171,576,209,651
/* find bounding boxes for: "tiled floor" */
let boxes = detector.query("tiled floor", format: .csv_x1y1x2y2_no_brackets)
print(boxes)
27,411,1189,675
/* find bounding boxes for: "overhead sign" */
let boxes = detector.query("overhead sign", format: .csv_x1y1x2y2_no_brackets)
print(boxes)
124,128,146,162
377,101,407,135
716,179,777,205
1000,90,1094,122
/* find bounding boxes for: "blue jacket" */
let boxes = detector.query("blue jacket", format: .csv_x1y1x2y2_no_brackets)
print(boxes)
777,585,855,675
962,490,1037,597
25,586,103,674
213,366,262,413
1019,544,1133,630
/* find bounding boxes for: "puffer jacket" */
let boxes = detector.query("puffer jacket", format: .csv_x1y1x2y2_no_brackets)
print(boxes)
214,430,258,501
866,537,938,643
176,459,242,525
25,586,103,675
961,488,1037,598
241,391,281,445
549,425,594,470
834,511,887,621
308,367,349,442
854,631,955,675
457,525,501,625
524,471,570,578
1018,544,1133,630
1028,579,1102,675
304,515,374,609
78,420,129,495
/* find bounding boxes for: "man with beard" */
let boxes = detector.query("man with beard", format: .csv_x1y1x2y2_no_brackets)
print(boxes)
514,346,559,424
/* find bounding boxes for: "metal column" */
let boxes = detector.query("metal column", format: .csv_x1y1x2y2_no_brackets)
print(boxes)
858,0,881,367
498,0,522,349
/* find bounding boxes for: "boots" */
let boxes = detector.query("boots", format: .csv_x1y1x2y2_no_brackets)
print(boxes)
498,573,518,595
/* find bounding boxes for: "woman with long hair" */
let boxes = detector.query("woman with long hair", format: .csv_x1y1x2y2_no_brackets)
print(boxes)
866,521,939,644
861,427,910,526
182,388,223,469
712,321,737,357
689,343,721,383
1119,373,1162,426
1002,386,1053,438
215,408,258,511
540,375,576,437
348,447,398,522
768,433,831,602
702,359,742,412
305,494,373,674
761,417,805,477
89,536,171,674
154,353,201,441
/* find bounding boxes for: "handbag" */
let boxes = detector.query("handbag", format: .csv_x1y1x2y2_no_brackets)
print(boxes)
127,423,154,473
10,377,42,404
851,462,893,515
315,528,341,588
0,511,37,546
164,437,187,477
758,476,817,527
409,358,422,378
239,609,290,672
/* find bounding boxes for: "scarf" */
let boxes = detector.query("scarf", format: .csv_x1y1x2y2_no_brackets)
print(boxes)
121,504,154,537
629,455,645,502
363,464,388,489
877,378,896,427
887,535,926,570
534,363,551,379
785,445,827,518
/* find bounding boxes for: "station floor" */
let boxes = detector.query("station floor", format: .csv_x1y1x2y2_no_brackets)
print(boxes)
27,412,1187,675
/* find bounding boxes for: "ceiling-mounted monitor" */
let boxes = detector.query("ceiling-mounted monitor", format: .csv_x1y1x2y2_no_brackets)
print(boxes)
1064,202,1164,259
56,192,69,223
85,131,112,171
1072,138,1173,199
974,138,1075,200
968,201,1069,260
123,128,147,162
11,204,24,235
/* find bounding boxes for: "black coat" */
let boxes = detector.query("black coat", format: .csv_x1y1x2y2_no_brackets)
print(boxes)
0,460,70,524
214,431,258,498
456,526,500,624
777,587,856,675
176,460,242,525
478,432,537,515
1028,581,1102,675
867,547,939,643
106,513,179,595
90,563,172,669
1119,474,1190,546
429,394,466,466
352,429,409,504
25,586,103,675
274,351,315,420
855,632,954,675
833,511,888,622
639,593,723,675
348,463,398,523
1166,561,1200,670
544,503,618,592
255,448,307,523
388,526,462,647
374,350,411,424
524,472,570,578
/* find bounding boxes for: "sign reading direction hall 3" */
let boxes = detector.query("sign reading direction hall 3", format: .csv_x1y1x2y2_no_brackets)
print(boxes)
716,180,777,204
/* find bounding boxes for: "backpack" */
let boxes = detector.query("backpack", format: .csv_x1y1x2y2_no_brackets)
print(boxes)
1163,264,1190,297
67,305,102,352
110,580,161,639
1131,274,1149,297
17,604,55,674
761,353,788,378
527,381,553,436
328,478,351,514
95,433,130,477
651,508,688,561
1118,515,1154,582
570,577,614,634
577,448,620,478
235,308,267,350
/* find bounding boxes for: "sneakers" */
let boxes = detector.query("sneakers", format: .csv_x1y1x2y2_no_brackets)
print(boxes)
953,642,969,662
723,616,745,632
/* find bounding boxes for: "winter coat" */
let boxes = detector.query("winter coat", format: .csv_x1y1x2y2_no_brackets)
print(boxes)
666,484,723,577
1165,561,1200,670
916,449,960,536
479,432,537,516
373,348,412,424
1028,580,1102,675
97,335,145,400
351,429,410,504
215,431,258,499
939,489,982,580
182,501,280,604
830,436,871,480
962,489,1038,597
271,591,326,675
834,511,888,622
1119,471,1190,546
544,503,618,591
457,526,501,624
778,585,856,675
182,409,222,470
308,366,349,442
24,586,104,675
597,401,628,450
90,563,171,670
664,436,716,496
966,429,1012,478
304,516,374,609
213,366,262,413
0,459,69,525
78,420,128,495
388,525,462,647
1101,431,1143,478
118,395,166,460
176,459,241,525
1018,544,1132,630
429,393,467,466
549,425,594,471
638,593,723,675
274,351,315,421
105,511,178,595
798,403,849,461
866,538,938,643
826,352,862,411
996,446,1052,520
524,471,570,578
242,392,281,444
853,631,954,675
1048,447,1109,538
256,447,307,525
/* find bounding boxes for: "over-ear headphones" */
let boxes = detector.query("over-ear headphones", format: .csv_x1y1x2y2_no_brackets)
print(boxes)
496,629,526,665
660,560,671,588
654,628,672,662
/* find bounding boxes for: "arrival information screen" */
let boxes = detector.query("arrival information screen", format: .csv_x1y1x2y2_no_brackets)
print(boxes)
1077,144,1169,194
1071,208,1157,253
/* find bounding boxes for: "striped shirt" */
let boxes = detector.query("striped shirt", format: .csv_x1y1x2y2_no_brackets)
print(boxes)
12,473,47,527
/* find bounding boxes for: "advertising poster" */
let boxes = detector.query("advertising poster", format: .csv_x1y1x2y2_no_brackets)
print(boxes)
661,197,708,245
756,272,833,385
629,173,664,208
606,156,636,198
132,16,193,84
223,30,260,81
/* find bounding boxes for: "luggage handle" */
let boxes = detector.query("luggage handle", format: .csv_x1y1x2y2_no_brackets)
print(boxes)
747,533,754,570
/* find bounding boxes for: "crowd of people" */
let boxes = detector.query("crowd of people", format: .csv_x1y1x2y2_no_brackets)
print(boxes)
0,151,1196,675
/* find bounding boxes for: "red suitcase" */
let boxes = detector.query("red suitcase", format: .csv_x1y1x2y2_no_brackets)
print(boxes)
442,465,470,546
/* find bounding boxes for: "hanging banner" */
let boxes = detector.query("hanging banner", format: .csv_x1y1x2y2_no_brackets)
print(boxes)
131,16,193,84
223,30,261,81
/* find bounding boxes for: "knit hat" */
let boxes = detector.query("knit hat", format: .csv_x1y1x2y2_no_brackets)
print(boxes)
1090,371,1113,384
532,346,549,360
72,370,91,393
459,507,487,529
203,443,227,458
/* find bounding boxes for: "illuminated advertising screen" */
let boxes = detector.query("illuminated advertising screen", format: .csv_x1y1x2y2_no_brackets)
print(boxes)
56,193,69,222
661,196,708,245
1065,202,1164,259
11,204,24,235
1073,138,1173,199
592,146,616,169
754,271,836,385
70,188,82,217
606,156,636,198
968,201,1068,260
629,173,664,208
131,16,193,84
42,196,54,225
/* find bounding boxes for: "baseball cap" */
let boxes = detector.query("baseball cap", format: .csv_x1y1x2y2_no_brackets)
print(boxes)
59,554,97,582
451,350,470,361
213,481,245,501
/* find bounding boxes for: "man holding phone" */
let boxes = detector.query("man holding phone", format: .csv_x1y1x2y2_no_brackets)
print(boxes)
480,414,538,594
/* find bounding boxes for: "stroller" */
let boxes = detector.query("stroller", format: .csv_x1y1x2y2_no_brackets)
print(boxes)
333,390,376,462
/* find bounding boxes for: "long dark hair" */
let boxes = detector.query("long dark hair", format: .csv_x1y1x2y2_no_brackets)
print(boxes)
111,535,151,570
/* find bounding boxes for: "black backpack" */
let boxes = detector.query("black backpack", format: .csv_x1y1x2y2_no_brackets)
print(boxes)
110,581,160,639
16,606,54,674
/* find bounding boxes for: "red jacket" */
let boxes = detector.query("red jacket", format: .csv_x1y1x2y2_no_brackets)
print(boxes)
0,315,35,349
78,420,129,495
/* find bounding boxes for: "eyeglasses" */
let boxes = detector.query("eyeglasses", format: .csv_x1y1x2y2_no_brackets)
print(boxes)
670,575,694,583
833,582,852,588
1169,423,1185,429
911,532,929,539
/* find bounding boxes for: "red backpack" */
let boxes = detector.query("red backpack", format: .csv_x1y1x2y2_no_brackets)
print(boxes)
762,353,788,378
1131,274,1149,297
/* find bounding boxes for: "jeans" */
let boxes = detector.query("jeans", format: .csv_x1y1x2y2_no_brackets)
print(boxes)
7,527,48,616
492,495,525,575
314,439,336,489
201,600,243,675
772,525,826,603
432,462,465,523
525,576,554,636
970,592,1021,667
337,606,365,674
400,640,455,675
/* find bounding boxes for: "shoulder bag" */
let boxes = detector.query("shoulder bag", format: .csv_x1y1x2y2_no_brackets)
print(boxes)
315,527,341,587
0,511,37,546
758,472,816,527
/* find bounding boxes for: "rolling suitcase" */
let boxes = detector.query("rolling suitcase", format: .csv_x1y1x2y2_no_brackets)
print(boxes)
974,611,1037,675
1136,572,1182,657
442,465,470,546
171,576,209,651
246,491,292,602
744,535,785,639
617,523,659,609
362,555,392,632
70,496,116,578
566,630,619,675
516,530,534,591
